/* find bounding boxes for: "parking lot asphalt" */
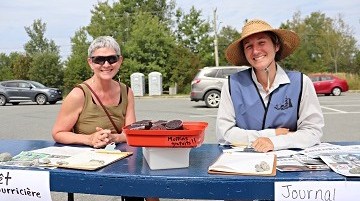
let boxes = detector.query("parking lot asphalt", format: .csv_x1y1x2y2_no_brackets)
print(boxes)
1,92,360,201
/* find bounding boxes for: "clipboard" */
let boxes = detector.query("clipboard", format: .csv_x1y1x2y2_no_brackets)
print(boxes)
54,151,133,171
208,152,277,176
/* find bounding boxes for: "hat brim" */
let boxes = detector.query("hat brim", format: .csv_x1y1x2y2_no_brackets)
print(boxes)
225,29,300,66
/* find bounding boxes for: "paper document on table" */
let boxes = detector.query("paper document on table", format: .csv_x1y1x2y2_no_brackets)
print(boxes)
54,150,132,170
320,153,360,177
0,146,132,170
299,143,360,158
208,152,276,176
276,155,329,172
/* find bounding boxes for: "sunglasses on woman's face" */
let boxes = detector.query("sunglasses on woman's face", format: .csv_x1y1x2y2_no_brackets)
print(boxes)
91,55,120,65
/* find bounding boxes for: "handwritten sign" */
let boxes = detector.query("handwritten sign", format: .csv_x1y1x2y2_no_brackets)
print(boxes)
0,169,52,201
167,136,197,147
275,181,360,201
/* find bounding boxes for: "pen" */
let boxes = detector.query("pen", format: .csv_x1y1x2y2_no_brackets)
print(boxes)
231,143,247,147
94,150,123,154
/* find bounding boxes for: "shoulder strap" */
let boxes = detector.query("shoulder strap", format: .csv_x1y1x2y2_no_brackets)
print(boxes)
82,82,121,134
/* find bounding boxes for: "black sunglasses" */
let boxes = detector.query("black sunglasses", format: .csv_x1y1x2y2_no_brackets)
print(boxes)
91,55,120,65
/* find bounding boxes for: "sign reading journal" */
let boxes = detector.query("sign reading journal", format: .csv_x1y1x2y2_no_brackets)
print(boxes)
275,181,360,201
0,169,52,201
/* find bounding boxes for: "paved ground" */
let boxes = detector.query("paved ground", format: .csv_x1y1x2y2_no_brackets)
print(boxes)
1,92,360,200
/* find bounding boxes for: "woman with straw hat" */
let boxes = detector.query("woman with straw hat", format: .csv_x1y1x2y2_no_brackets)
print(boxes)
216,19,324,152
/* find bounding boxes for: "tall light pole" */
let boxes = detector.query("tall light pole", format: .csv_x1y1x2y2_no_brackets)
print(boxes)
213,8,219,67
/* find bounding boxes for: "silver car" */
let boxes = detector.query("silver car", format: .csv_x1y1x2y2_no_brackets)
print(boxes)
0,80,63,106
190,66,248,108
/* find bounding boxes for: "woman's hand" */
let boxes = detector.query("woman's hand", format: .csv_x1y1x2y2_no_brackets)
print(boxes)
275,127,290,136
252,137,274,152
110,132,127,143
90,127,111,148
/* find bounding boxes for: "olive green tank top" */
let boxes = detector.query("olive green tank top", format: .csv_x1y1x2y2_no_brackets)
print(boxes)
73,82,128,134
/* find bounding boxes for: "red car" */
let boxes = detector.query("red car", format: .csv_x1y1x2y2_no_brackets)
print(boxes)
309,74,349,96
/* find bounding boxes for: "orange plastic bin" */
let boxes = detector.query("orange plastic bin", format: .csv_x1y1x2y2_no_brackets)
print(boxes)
123,121,208,148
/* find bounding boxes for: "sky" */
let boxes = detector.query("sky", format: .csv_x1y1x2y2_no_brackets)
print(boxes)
1,0,359,60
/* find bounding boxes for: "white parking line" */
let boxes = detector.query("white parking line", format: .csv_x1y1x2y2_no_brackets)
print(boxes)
321,106,347,113
190,115,217,118
196,108,216,110
323,112,360,114
321,105,360,107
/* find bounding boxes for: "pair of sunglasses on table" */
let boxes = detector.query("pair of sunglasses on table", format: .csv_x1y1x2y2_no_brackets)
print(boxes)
91,55,120,65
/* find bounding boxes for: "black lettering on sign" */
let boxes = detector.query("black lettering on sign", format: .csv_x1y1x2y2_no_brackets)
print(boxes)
0,187,41,198
0,171,12,185
168,136,197,147
281,184,336,201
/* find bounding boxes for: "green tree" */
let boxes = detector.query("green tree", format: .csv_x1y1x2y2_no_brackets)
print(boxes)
0,53,13,80
165,45,201,93
323,14,357,73
23,19,63,87
87,0,173,44
85,0,177,90
24,19,59,56
10,53,32,80
63,28,91,94
352,50,360,74
123,11,176,88
282,11,357,74
28,52,63,88
175,7,213,66
217,26,241,66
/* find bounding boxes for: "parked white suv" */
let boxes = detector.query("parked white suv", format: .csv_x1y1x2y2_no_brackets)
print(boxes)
190,66,248,108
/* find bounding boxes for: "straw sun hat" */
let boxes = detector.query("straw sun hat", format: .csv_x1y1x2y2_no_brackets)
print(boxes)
225,19,300,66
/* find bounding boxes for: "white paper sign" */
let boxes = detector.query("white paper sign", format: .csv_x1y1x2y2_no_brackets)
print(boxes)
275,181,360,201
0,169,52,201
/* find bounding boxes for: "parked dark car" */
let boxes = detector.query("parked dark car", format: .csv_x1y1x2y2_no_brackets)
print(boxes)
190,66,248,108
308,74,349,96
0,80,62,106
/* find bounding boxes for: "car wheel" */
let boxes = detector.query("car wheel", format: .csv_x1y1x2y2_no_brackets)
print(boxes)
0,95,6,106
204,90,221,108
332,87,342,96
36,94,47,105
11,102,20,105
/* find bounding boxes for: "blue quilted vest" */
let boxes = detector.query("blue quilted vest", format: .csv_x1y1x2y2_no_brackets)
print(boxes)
229,69,302,131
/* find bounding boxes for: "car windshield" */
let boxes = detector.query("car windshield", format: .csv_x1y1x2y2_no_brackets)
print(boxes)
29,81,46,88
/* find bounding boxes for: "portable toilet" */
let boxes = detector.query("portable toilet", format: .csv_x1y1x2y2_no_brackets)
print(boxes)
130,72,145,96
148,72,162,96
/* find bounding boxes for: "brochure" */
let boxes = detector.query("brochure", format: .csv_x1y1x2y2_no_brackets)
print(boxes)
320,153,360,177
300,143,360,158
276,156,329,172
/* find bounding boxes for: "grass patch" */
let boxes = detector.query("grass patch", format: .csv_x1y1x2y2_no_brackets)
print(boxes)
336,73,360,90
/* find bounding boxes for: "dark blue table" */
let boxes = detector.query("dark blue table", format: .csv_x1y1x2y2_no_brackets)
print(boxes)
0,140,359,200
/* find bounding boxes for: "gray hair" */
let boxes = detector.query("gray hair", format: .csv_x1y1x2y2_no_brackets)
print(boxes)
88,36,121,57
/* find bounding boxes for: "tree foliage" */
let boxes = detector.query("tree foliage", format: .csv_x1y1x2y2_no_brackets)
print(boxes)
175,7,213,66
0,53,13,80
24,19,59,56
217,26,241,66
28,52,63,88
11,53,32,80
280,11,358,74
63,28,91,94
1,1,360,93
123,12,176,84
15,19,65,88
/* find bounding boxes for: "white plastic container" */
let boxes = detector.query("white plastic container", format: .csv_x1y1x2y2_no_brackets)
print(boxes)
142,147,191,170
